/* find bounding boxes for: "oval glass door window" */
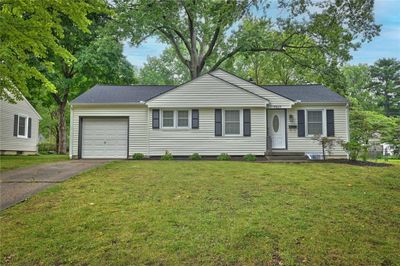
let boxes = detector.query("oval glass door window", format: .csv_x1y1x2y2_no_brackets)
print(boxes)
273,115,279,132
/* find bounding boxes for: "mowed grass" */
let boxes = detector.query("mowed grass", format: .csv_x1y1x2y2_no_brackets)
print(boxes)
1,161,399,265
0,154,69,172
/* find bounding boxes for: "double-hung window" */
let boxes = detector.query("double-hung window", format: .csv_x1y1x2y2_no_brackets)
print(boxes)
162,111,174,128
307,110,323,135
162,110,190,128
18,115,28,138
224,110,241,136
177,110,189,127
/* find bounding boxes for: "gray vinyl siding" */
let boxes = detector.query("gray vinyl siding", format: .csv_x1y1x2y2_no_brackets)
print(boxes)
147,74,268,108
0,99,40,152
286,104,349,158
149,108,266,156
70,105,149,157
211,69,294,108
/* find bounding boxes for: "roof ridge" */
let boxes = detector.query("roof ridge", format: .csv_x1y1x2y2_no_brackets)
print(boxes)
95,84,176,87
261,84,323,87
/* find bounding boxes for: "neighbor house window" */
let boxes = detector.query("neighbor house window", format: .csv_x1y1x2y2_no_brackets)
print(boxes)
177,110,189,127
162,110,190,128
18,115,28,137
307,110,323,135
162,110,174,127
224,110,241,135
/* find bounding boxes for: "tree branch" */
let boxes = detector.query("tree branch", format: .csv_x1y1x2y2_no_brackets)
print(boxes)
157,28,190,67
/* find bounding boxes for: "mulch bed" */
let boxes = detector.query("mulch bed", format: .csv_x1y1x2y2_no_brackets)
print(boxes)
316,159,392,167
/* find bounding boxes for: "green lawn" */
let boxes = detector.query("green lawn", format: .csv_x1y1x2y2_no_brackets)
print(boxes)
0,154,69,172
1,161,399,265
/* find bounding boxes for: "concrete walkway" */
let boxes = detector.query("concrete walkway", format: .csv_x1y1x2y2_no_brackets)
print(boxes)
0,160,109,210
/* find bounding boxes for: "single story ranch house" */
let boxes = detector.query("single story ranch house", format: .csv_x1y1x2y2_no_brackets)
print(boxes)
69,69,349,159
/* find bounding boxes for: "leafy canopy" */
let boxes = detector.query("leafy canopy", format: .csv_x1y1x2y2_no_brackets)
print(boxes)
0,0,107,102
114,0,379,79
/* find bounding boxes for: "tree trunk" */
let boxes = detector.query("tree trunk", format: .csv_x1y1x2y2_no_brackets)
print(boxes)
56,102,67,154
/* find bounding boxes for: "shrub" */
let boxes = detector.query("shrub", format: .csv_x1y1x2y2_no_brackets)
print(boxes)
342,140,362,161
38,143,57,154
189,153,202,160
161,150,174,160
243,153,257,161
217,153,231,161
132,153,145,160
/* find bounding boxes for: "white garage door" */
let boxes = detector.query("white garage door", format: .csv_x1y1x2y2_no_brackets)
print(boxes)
82,117,128,159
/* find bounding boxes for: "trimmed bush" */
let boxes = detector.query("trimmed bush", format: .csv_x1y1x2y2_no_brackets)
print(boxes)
161,150,174,160
217,153,231,161
189,153,202,160
132,153,145,160
243,153,257,161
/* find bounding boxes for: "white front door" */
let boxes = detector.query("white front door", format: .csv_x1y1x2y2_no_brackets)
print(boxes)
268,110,286,149
82,117,128,159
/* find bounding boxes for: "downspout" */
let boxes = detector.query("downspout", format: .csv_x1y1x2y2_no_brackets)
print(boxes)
69,105,74,159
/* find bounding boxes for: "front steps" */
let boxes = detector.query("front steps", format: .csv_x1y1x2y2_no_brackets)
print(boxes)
265,151,307,161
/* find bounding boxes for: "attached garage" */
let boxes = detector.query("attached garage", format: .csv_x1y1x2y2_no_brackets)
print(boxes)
79,117,128,159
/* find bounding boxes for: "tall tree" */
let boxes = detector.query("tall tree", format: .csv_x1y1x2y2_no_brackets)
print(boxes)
342,64,381,112
139,48,189,85
369,58,400,116
33,13,136,154
0,0,105,102
114,0,379,79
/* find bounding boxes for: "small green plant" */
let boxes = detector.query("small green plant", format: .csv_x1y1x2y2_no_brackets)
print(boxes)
217,153,231,161
161,150,174,160
361,145,369,162
189,153,202,160
132,153,145,160
243,154,257,161
342,140,362,161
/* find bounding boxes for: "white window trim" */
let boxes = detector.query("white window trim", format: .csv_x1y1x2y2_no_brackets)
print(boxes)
305,109,326,137
222,109,243,137
17,114,29,138
160,109,191,129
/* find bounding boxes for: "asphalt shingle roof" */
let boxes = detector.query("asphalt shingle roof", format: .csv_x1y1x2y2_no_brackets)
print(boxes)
262,84,347,103
71,82,347,104
71,85,176,104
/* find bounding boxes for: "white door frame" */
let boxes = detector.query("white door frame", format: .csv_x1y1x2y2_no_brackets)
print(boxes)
267,109,287,150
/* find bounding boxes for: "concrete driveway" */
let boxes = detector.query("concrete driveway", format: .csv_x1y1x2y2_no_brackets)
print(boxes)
0,160,109,210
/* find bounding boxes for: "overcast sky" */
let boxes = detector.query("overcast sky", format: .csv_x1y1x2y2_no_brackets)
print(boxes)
123,0,400,68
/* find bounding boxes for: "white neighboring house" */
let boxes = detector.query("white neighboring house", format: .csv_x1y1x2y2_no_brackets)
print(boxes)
0,95,41,155
69,69,350,159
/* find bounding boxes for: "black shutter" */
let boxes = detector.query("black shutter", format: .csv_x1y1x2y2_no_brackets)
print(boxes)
13,115,18,136
28,118,32,138
326,109,335,137
152,109,160,129
243,109,251,136
215,109,222,136
297,110,305,137
192,109,199,129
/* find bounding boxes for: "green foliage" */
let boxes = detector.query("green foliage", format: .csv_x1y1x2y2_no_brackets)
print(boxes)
0,0,107,102
161,150,174,160
350,109,399,145
342,141,362,161
115,0,379,79
243,154,257,161
189,153,202,160
369,58,400,116
217,153,231,161
342,64,381,112
132,153,145,160
139,48,189,85
38,143,57,154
